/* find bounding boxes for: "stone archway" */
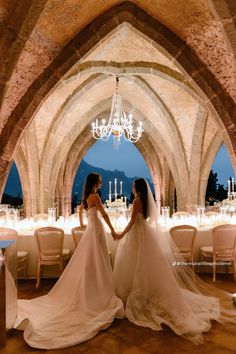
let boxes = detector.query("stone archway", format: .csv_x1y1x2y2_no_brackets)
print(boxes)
208,0,236,61
56,129,166,217
36,74,191,215
12,65,226,215
0,1,236,199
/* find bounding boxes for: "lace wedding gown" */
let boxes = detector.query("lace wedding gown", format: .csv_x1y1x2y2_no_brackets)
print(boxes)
14,207,124,349
113,212,221,344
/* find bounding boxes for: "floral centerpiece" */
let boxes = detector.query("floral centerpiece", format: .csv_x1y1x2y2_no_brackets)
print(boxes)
221,196,236,212
106,197,126,211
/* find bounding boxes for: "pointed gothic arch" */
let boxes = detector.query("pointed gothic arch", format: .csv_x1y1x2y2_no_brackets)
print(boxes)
0,1,235,198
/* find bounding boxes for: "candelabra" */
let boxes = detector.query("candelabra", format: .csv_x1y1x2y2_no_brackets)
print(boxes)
161,206,170,227
48,208,56,226
196,205,205,226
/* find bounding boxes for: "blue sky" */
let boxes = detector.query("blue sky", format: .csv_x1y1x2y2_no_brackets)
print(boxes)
84,136,152,179
85,139,235,187
212,144,234,186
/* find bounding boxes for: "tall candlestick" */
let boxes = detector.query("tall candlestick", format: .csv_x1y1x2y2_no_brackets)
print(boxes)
228,179,231,194
114,178,117,198
120,181,123,195
109,181,111,195
232,177,234,193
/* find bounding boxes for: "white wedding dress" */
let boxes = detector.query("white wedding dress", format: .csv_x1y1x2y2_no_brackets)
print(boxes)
113,212,221,344
14,206,124,349
113,182,236,344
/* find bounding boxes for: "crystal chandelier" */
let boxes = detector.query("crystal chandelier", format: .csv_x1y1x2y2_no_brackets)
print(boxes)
91,76,144,149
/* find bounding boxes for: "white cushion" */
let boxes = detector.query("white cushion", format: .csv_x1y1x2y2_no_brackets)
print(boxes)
17,250,28,258
62,249,70,258
200,246,213,256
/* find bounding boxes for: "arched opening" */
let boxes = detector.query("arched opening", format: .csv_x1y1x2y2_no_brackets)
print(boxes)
206,144,234,205
1,1,235,197
72,138,155,212
1,161,23,208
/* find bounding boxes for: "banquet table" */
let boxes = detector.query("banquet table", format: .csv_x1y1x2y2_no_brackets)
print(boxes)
17,229,118,279
16,226,223,279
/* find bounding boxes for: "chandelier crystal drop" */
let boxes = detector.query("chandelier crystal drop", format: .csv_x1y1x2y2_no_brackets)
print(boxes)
91,76,144,149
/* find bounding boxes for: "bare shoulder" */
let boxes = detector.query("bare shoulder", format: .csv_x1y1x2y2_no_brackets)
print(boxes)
133,197,143,213
87,193,98,205
92,193,101,203
133,197,142,207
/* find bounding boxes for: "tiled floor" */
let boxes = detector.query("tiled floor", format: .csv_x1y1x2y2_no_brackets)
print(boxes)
1,274,236,354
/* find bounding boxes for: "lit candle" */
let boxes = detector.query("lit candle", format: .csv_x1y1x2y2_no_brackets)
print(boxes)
232,177,234,193
109,181,111,196
124,196,127,205
114,178,117,198
228,179,231,194
120,181,123,195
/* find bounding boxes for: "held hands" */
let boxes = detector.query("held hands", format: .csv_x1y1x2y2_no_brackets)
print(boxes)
111,229,118,240
80,225,87,231
111,229,123,241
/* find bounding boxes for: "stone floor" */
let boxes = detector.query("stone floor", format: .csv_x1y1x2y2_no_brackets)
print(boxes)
1,274,236,354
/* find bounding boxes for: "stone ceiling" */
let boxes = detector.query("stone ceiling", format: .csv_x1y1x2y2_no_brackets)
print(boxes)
0,0,235,214
1,0,235,126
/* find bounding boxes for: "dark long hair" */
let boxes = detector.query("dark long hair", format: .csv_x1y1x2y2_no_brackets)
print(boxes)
82,173,100,210
134,178,148,219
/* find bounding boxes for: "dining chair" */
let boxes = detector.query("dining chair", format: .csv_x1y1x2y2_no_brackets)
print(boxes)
71,226,85,248
69,212,79,219
204,211,219,216
33,213,48,222
200,224,236,282
169,225,197,271
172,211,192,217
34,227,70,288
0,227,28,279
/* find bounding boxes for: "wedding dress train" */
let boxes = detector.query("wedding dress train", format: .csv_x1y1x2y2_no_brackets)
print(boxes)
113,212,221,344
14,207,124,349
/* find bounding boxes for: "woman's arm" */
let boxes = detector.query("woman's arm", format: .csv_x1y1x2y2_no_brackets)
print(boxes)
79,203,86,228
93,194,115,233
116,199,139,239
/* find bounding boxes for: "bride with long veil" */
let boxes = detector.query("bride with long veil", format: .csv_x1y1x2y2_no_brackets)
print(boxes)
14,173,124,349
113,178,236,344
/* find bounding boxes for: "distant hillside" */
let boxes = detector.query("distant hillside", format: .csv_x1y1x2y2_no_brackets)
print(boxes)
2,160,154,204
72,159,154,202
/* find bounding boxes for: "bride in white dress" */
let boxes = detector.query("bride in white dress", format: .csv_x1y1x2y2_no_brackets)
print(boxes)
113,178,236,344
14,173,124,349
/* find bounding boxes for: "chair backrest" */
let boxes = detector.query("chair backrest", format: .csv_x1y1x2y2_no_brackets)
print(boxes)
172,211,192,217
169,225,197,251
68,213,79,219
34,227,64,261
0,227,17,240
212,224,236,255
0,228,18,274
33,213,48,221
71,226,84,247
205,211,219,216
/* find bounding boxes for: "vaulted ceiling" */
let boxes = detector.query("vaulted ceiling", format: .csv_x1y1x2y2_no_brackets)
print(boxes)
0,0,235,214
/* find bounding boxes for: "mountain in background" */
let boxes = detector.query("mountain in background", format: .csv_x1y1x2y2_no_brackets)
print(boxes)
3,160,154,205
72,159,154,202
